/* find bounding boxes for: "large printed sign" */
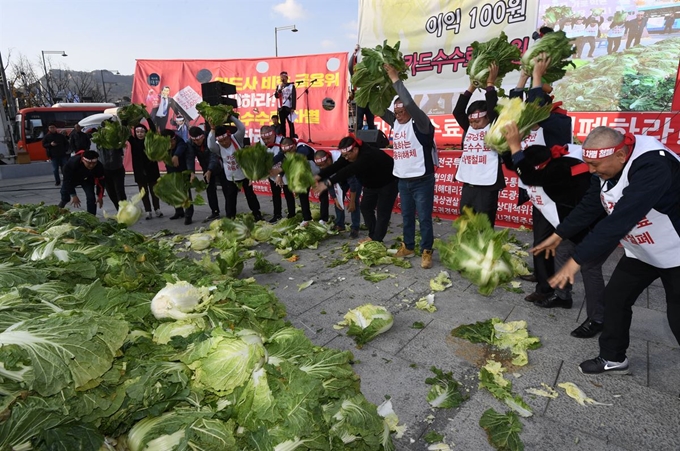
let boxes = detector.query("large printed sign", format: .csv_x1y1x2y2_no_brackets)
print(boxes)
358,0,680,152
131,53,349,144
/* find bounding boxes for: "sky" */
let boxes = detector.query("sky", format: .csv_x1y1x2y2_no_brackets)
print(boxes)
0,0,359,76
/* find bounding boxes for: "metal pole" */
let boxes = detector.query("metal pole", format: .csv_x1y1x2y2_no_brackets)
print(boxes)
275,29,278,57
100,70,107,102
41,51,52,103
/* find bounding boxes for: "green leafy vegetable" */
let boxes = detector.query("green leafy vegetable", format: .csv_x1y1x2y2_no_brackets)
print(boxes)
541,6,574,27
351,40,408,116
112,188,146,226
425,366,466,409
195,101,239,126
479,360,532,417
360,268,393,282
282,152,315,193
234,142,274,181
435,207,518,295
479,408,524,451
520,30,575,83
451,318,541,367
485,97,553,153
117,103,148,127
424,430,445,444
430,270,452,292
335,304,394,347
153,172,207,209
143,131,172,164
467,32,521,90
91,120,129,150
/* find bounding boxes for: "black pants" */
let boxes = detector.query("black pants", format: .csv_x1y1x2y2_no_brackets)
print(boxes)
532,208,556,295
599,256,680,362
626,33,642,49
360,179,398,242
224,178,261,219
138,182,160,212
269,179,296,218
173,190,194,219
277,106,295,138
206,171,230,215
460,184,500,228
104,167,127,211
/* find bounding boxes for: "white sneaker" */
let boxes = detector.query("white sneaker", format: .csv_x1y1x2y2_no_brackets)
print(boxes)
299,220,309,227
155,209,163,218
319,220,327,225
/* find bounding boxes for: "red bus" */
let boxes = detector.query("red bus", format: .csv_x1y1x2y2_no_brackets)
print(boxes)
13,103,116,161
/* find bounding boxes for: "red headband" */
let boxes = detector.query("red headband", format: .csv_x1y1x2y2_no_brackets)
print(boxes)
281,143,296,152
348,133,363,146
314,154,329,164
262,130,274,138
583,133,635,159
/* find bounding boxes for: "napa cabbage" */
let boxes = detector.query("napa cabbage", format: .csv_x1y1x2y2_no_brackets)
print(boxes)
484,97,553,153
150,281,207,320
334,304,393,347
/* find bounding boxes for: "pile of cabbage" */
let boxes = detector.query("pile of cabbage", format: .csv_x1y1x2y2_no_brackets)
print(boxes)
0,202,395,450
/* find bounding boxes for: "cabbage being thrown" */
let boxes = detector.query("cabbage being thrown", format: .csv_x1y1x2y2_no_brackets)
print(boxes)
484,97,553,154
113,188,146,226
520,30,575,83
466,31,520,91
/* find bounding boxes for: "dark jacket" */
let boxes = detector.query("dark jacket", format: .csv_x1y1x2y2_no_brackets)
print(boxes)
557,149,680,265
98,147,125,171
62,155,105,198
127,121,160,185
512,151,600,243
165,139,193,174
69,130,92,153
317,144,395,189
42,132,70,159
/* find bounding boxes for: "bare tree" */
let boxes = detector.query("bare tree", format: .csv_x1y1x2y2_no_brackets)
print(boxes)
6,53,49,107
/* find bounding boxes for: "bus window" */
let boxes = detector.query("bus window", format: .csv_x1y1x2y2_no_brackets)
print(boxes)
25,118,45,142
53,111,91,128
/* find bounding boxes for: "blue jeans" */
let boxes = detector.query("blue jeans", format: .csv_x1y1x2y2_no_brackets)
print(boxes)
50,155,69,184
398,173,435,251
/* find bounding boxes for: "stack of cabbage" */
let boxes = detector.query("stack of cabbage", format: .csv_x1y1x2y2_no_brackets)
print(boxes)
0,203,394,450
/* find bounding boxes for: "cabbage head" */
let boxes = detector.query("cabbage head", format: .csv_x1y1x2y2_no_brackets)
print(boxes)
114,188,146,226
188,232,213,251
485,97,553,153
282,152,315,193
152,317,207,344
335,304,393,347
150,281,206,320
177,328,266,394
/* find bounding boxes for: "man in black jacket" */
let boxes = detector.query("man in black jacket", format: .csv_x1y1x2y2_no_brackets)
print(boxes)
533,126,680,375
161,129,195,225
314,135,398,242
42,123,70,186
188,125,224,222
505,123,609,338
69,124,92,153
58,150,105,215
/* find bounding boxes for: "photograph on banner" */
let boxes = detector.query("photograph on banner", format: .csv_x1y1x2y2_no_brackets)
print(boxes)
131,54,348,144
539,0,680,112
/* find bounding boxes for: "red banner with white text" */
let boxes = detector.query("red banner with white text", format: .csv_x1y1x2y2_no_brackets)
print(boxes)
131,53,349,145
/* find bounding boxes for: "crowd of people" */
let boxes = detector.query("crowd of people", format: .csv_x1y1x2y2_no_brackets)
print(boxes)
45,48,679,382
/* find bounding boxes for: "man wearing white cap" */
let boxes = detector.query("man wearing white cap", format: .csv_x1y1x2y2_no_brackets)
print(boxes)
532,126,680,375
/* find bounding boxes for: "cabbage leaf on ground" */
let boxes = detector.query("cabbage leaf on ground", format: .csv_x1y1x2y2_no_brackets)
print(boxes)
479,408,524,451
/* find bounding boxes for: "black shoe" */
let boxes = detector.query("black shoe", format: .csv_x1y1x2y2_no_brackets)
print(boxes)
184,216,193,225
204,212,220,222
55,181,61,186
268,215,282,224
524,291,552,303
58,201,66,208
350,229,359,239
169,213,185,220
253,212,263,222
571,318,604,338
534,296,572,309
519,273,537,283
579,356,629,375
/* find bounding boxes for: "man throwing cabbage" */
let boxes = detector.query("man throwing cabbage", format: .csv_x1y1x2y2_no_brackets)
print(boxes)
532,126,680,375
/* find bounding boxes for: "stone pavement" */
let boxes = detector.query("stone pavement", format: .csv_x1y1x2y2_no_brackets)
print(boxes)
1,174,678,451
